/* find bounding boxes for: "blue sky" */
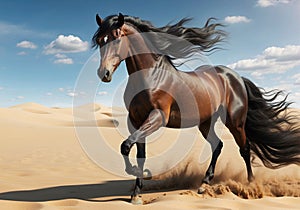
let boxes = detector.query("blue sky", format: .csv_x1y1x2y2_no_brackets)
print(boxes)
0,0,300,107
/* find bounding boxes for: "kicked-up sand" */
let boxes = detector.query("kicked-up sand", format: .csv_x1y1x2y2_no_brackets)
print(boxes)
0,102,299,210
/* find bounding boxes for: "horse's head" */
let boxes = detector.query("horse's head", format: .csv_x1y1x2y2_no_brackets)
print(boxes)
94,13,129,82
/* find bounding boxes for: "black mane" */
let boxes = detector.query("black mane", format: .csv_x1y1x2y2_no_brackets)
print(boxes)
92,14,226,64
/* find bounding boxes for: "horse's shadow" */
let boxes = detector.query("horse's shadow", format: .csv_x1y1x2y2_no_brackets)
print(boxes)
0,180,139,202
0,166,200,203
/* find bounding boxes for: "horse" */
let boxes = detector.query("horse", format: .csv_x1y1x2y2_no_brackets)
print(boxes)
92,13,300,204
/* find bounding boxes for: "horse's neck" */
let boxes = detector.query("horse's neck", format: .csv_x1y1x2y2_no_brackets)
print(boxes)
125,54,176,75
124,25,178,83
124,54,179,96
125,53,158,74
124,24,176,75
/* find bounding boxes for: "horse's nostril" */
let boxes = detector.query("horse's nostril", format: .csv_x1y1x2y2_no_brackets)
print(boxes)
105,70,110,78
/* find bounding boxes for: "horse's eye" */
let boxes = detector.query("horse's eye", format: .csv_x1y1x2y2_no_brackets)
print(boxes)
103,35,108,43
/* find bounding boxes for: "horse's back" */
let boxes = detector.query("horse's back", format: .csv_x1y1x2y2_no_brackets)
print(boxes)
194,65,248,116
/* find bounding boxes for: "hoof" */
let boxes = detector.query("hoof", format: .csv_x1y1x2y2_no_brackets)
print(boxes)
131,196,143,205
126,165,142,176
197,183,209,194
248,175,255,183
143,169,152,180
197,187,206,194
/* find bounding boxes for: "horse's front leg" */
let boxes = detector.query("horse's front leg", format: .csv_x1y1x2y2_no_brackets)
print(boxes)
120,109,168,204
130,142,145,204
120,109,167,157
121,141,145,178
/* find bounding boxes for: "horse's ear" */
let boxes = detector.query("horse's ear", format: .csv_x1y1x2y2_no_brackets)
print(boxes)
96,14,102,27
118,13,124,27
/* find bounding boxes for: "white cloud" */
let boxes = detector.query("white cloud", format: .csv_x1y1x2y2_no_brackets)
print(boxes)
54,58,74,65
250,71,264,79
55,53,67,59
0,21,30,36
98,91,108,96
0,21,50,38
46,92,53,96
228,45,300,75
292,73,300,85
229,58,269,70
44,35,89,55
17,96,25,100
67,92,78,97
263,45,300,61
256,0,291,7
265,81,300,107
65,90,87,97
53,53,73,64
16,40,37,49
0,22,18,35
0,86,3,90
17,51,27,56
58,88,65,92
289,91,300,105
224,16,251,24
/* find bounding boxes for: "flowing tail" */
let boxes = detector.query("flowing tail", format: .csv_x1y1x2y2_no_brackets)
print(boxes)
243,77,300,169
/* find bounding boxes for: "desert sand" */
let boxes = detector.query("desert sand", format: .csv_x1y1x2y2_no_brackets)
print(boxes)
0,102,299,210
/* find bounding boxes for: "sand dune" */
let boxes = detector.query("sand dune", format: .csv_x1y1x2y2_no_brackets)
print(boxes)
0,103,299,209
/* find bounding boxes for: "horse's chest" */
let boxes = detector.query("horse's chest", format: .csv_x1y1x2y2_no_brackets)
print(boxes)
124,90,154,128
167,109,181,128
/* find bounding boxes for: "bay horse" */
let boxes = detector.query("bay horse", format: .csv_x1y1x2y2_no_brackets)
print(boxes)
92,13,300,204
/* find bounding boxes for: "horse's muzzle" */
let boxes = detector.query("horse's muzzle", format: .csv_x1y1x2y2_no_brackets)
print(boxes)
98,68,112,82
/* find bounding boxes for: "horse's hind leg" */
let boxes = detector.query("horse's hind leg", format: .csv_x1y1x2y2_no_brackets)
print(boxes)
198,115,223,193
241,138,254,182
226,111,254,182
